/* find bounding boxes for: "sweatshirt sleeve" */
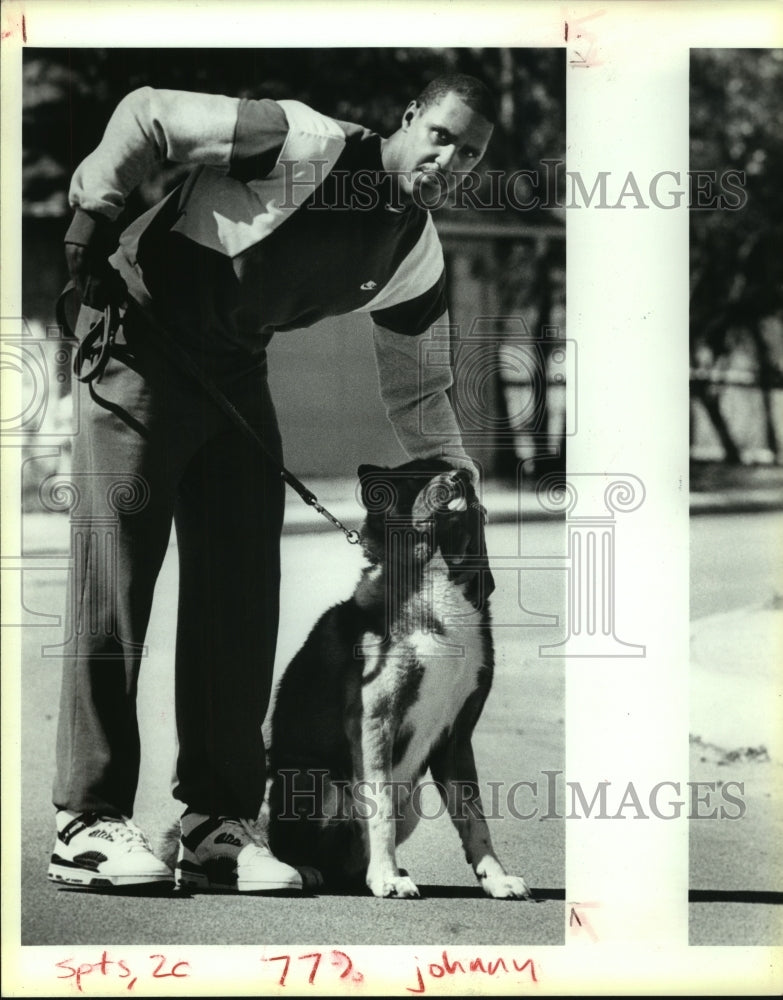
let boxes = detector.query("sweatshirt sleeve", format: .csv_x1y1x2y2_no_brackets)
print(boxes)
68,87,286,219
372,314,478,481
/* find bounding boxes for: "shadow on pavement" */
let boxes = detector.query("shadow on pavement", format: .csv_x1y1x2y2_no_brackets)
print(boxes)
291,884,566,901
51,883,179,899
413,885,565,902
689,889,783,905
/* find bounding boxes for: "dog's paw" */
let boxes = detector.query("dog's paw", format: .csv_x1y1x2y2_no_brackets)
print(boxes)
367,872,420,898
481,874,532,900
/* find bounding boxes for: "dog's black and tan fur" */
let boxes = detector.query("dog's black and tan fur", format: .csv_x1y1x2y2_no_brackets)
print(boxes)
269,459,530,899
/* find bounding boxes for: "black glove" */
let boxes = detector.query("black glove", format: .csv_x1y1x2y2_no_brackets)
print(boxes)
64,208,124,311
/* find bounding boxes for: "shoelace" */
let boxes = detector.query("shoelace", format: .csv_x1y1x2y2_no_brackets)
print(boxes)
94,815,154,851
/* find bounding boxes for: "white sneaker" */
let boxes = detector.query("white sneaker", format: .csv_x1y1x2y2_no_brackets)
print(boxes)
48,811,174,888
175,813,303,893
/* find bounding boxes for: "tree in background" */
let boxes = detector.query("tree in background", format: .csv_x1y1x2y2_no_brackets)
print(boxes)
690,48,783,466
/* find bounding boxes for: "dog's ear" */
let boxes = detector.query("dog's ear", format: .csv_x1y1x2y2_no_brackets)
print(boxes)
357,464,385,479
445,500,495,610
358,465,385,509
435,507,473,568
358,464,401,516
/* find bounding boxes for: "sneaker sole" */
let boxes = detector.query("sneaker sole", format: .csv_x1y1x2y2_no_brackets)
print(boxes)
48,861,173,889
46,868,174,889
175,861,302,894
238,881,303,893
175,875,303,894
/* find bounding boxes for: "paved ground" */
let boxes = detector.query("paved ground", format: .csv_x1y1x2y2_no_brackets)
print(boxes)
689,600,783,945
689,511,783,946
19,520,568,947
10,493,783,952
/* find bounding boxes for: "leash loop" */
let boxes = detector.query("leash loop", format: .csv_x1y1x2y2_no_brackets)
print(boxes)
71,302,120,384
300,486,362,544
280,471,361,544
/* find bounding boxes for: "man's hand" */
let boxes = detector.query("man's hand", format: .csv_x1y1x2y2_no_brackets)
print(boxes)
64,207,124,311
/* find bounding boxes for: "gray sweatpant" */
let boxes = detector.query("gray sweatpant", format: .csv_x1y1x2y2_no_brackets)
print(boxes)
52,303,285,819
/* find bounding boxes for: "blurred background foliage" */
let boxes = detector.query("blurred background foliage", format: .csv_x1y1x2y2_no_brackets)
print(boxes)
690,48,783,468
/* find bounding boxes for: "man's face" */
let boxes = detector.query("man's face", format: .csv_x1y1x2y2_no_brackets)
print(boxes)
392,91,494,203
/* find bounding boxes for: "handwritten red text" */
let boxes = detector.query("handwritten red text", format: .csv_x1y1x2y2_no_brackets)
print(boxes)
55,951,190,992
262,950,364,988
405,950,538,993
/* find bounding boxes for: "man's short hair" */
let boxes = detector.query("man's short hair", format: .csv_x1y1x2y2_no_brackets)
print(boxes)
415,73,497,126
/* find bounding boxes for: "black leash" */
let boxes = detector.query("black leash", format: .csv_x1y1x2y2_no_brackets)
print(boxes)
60,283,361,545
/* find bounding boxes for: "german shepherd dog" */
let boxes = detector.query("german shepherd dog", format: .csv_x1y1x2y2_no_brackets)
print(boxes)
268,459,530,899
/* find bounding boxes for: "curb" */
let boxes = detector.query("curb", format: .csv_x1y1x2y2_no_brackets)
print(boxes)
283,485,783,534
689,490,783,516
690,602,783,761
14,487,782,555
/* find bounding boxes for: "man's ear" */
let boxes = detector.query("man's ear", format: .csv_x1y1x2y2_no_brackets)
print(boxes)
402,100,419,129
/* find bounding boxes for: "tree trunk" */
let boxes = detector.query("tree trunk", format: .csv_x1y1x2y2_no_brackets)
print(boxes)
691,378,743,465
748,322,781,463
